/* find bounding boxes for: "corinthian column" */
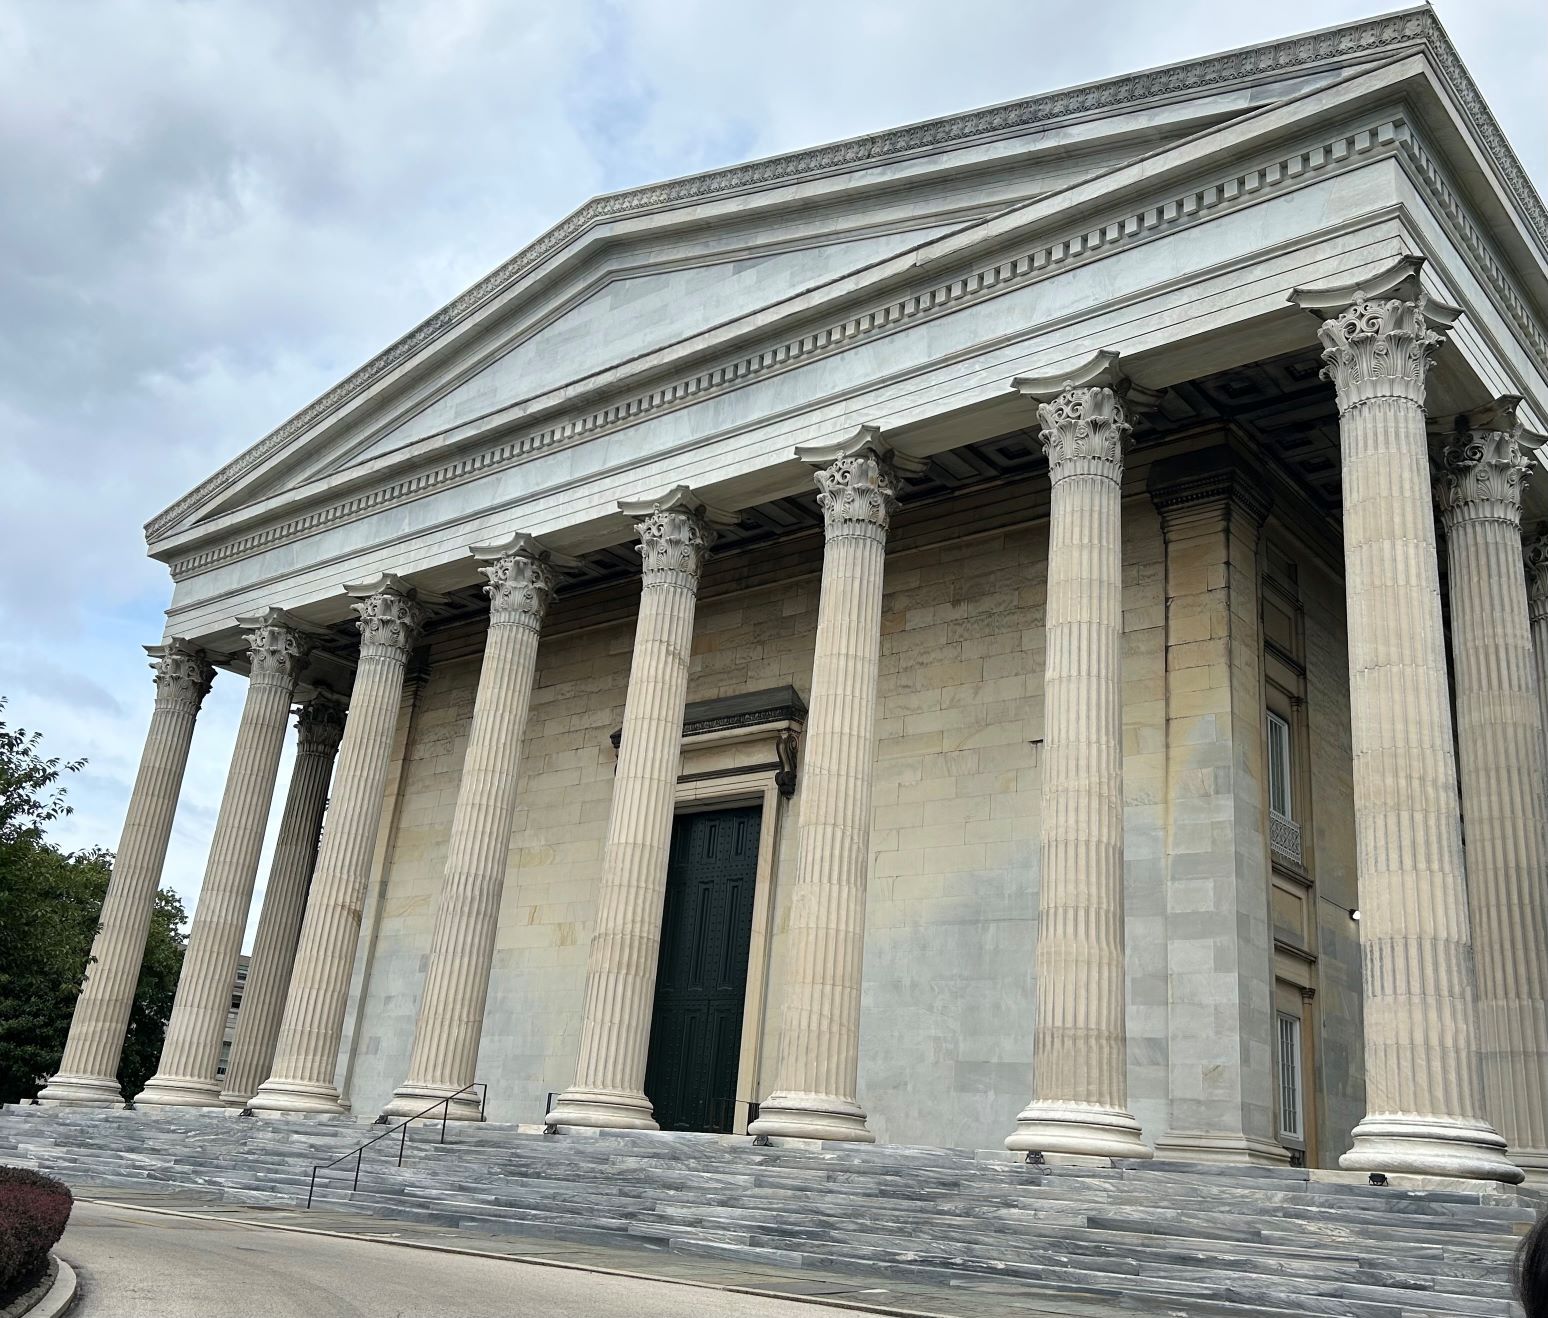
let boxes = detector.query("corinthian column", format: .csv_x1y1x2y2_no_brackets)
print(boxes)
1525,531,1548,737
1005,350,1150,1159
1436,401,1548,1176
137,611,311,1107
750,428,920,1143
547,487,730,1130
384,536,570,1121
219,692,345,1107
40,642,214,1106
251,577,425,1114
1291,255,1520,1182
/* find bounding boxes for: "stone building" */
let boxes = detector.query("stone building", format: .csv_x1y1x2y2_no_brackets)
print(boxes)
37,9,1548,1184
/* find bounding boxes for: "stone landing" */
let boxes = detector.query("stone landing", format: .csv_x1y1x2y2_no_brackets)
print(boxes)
1,1105,1540,1317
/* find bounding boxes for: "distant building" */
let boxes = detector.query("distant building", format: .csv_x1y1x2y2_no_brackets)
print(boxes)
213,956,250,1085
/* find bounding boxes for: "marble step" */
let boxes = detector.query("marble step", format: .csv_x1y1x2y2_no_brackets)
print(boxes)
1,1107,1526,1317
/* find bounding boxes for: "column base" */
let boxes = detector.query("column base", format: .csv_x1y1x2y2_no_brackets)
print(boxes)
544,1086,657,1131
36,1074,125,1107
1153,1131,1293,1166
747,1092,874,1144
133,1075,224,1109
217,1090,253,1108
1005,1100,1152,1160
381,1083,484,1123
248,1078,351,1117
1339,1114,1523,1184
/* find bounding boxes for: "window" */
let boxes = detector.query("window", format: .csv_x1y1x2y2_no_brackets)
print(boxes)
1277,1013,1303,1142
1267,711,1293,820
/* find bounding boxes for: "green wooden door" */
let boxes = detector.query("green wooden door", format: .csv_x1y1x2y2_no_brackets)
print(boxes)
644,807,761,1133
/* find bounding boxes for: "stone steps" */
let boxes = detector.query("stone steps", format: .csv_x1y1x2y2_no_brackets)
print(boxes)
0,1106,1534,1318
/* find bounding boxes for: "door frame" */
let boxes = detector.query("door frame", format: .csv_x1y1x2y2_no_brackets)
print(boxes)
669,722,796,1135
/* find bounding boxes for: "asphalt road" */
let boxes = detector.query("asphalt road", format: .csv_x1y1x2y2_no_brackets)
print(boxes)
62,1201,842,1318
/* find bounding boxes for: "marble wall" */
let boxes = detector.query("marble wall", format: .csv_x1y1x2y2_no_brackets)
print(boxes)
336,470,1363,1155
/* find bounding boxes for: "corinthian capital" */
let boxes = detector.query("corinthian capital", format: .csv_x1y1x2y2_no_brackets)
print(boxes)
1525,526,1548,627
295,690,347,758
1435,418,1530,530
345,574,426,661
146,639,215,713
618,486,734,591
238,609,312,689
796,425,926,544
1289,256,1460,413
470,534,575,630
1012,349,1155,485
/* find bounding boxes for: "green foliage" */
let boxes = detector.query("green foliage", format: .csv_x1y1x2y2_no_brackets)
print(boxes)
0,701,186,1103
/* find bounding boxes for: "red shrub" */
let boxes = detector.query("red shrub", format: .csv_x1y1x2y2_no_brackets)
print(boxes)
0,1166,72,1296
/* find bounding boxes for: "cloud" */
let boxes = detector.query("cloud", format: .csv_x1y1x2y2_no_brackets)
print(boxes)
0,0,1542,947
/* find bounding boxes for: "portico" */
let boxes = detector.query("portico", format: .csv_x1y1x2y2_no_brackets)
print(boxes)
41,10,1548,1185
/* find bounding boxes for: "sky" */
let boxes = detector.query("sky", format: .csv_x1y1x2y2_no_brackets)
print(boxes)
2,0,1545,949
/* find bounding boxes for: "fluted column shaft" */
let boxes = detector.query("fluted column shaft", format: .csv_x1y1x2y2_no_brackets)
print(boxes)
750,440,908,1143
1438,427,1548,1173
40,643,214,1106
548,496,716,1130
137,613,309,1107
219,694,344,1107
1300,280,1519,1181
250,582,424,1114
1526,536,1548,765
384,542,558,1120
1007,383,1149,1158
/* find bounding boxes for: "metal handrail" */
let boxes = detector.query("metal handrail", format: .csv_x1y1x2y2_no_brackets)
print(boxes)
304,1082,487,1209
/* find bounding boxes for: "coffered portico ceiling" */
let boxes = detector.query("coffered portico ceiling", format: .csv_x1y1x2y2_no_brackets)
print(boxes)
147,7,1548,644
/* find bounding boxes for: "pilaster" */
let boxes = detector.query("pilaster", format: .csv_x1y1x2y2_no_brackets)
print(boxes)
1148,448,1288,1166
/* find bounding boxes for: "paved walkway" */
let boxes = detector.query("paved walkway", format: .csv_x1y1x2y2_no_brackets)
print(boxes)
62,1199,872,1318
61,1184,1129,1317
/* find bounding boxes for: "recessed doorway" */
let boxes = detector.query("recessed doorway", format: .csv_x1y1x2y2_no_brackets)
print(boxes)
644,806,761,1133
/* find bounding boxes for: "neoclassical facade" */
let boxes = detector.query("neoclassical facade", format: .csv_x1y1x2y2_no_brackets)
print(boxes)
38,10,1548,1183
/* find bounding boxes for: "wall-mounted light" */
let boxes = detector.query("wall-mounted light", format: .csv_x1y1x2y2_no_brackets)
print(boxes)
1349,908,1361,922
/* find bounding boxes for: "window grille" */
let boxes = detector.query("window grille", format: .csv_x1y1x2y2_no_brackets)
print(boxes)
1277,1012,1303,1141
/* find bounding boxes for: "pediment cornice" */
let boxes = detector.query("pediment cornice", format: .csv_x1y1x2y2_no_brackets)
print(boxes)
161,90,1509,585
145,6,1545,548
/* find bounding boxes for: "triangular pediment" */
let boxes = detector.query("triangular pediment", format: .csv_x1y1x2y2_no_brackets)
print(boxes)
146,6,1548,554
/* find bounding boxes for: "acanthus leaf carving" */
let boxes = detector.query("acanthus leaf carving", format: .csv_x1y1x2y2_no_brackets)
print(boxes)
352,586,425,661
1314,295,1444,412
481,551,558,630
1435,426,1529,528
1037,387,1131,484
635,509,715,590
148,640,215,714
295,691,347,758
813,449,905,543
1524,525,1548,626
240,610,312,689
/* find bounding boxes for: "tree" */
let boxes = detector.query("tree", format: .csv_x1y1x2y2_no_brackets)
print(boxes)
0,701,186,1103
